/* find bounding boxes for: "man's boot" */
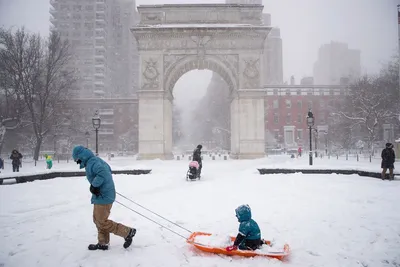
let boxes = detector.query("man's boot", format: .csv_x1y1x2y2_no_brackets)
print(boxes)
123,228,136,249
88,243,109,250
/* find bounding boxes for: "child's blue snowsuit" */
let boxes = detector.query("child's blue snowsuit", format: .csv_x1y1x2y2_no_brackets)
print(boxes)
233,204,263,250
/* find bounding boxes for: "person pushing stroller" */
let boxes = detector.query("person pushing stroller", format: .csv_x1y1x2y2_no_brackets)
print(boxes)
192,144,202,178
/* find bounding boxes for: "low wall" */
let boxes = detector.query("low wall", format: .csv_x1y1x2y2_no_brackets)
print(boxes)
257,168,399,179
0,169,152,185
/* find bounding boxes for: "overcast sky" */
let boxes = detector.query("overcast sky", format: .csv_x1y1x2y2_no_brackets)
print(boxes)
0,0,398,82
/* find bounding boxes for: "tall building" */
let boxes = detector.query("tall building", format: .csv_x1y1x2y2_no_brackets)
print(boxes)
49,0,138,98
263,13,283,85
49,0,108,98
49,0,139,152
313,41,361,85
107,0,138,97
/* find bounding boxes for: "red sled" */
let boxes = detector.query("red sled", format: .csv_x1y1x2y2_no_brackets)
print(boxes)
186,232,290,261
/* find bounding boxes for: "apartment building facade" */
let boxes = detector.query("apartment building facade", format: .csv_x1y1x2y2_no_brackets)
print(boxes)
49,0,139,152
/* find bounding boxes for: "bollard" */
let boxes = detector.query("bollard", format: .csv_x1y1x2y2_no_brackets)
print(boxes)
337,154,338,159
346,154,348,160
67,157,69,163
369,155,371,162
357,154,359,161
35,160,37,166
189,156,192,161
177,156,180,160
212,156,215,160
224,155,227,160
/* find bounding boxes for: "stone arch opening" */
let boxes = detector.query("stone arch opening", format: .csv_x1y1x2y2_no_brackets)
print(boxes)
165,55,238,98
172,69,231,153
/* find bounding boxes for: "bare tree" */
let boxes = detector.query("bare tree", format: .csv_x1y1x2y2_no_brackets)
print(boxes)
0,71,22,154
335,57,400,152
0,27,76,160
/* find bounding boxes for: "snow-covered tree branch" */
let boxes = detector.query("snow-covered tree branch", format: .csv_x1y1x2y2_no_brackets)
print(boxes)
0,27,77,160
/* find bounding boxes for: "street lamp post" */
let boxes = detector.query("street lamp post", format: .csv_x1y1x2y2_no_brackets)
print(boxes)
314,128,318,158
85,131,90,148
92,111,101,156
307,110,315,165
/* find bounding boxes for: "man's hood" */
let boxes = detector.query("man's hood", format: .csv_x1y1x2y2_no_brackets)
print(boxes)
72,146,95,169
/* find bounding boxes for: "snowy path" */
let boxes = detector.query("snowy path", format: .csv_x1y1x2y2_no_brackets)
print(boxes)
1,160,400,267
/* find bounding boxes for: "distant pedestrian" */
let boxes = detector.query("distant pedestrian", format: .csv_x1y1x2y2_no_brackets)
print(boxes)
10,149,22,172
0,157,4,172
381,143,395,180
45,154,53,169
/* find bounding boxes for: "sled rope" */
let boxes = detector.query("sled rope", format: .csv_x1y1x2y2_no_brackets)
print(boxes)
117,192,193,234
110,197,189,240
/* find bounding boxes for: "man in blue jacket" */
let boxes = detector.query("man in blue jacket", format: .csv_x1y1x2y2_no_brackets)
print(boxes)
72,145,136,251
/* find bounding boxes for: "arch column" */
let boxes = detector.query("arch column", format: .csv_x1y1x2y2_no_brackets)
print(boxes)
230,90,266,159
137,90,174,160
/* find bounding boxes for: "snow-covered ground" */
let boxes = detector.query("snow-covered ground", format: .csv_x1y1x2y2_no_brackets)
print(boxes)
1,157,400,267
1,153,399,178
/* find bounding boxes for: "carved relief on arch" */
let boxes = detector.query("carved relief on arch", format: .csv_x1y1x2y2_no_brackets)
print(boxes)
241,57,261,89
141,57,161,90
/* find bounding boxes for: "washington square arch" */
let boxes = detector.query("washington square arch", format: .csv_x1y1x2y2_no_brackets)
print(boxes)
131,4,271,160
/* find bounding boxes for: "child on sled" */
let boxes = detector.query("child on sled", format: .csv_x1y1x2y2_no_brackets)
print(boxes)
226,204,271,251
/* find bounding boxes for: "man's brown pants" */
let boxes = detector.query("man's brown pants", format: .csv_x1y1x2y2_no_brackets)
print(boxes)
93,204,131,245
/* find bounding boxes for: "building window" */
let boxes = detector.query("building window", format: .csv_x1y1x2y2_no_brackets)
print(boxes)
297,100,302,109
60,4,70,11
85,5,94,11
73,23,81,30
273,113,279,124
297,114,302,124
273,100,279,109
321,115,326,125
285,99,291,108
297,129,303,140
286,113,291,124
96,13,105,20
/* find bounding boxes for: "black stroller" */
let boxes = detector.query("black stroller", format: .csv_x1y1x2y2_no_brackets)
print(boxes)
186,161,200,181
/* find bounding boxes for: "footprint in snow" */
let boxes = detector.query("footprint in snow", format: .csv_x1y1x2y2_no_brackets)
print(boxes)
307,250,320,256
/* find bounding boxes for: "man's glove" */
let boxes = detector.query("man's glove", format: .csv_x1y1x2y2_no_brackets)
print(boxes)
90,185,101,197
225,245,238,251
